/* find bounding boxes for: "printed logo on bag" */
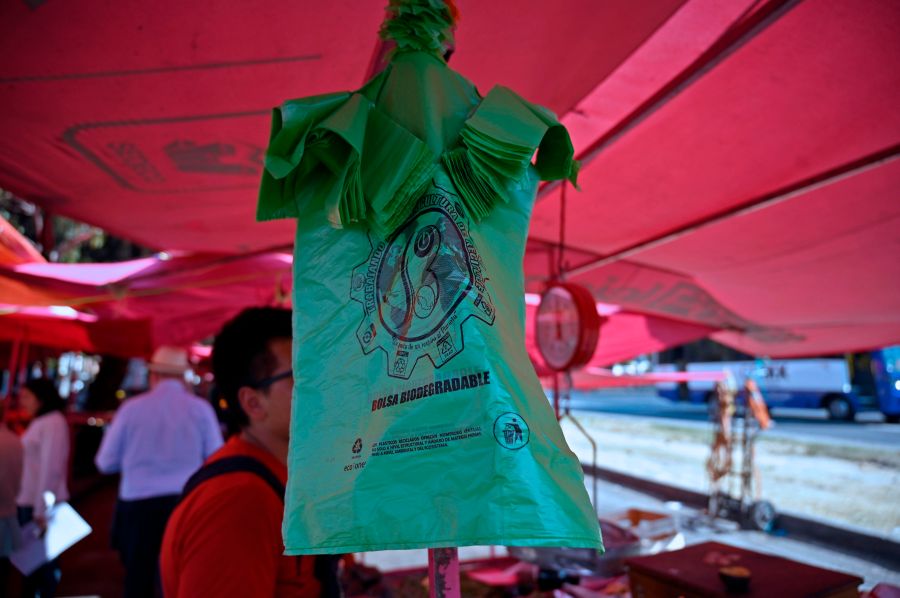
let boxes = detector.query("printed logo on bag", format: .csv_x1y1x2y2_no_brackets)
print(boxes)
493,412,530,450
352,438,363,454
350,185,495,379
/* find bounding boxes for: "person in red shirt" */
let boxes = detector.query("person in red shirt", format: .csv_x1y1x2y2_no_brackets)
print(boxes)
160,308,341,597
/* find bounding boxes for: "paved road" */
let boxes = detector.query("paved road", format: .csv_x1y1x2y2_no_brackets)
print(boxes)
563,390,900,449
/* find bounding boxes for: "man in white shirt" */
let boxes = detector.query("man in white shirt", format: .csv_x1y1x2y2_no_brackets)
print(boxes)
96,346,223,598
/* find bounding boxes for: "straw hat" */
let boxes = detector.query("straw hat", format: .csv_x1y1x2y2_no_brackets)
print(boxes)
148,345,190,375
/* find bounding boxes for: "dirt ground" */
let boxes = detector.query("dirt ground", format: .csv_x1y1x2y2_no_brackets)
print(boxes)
559,413,900,538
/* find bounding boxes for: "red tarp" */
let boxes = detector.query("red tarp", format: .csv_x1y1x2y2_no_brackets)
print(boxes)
528,0,900,356
0,0,684,253
0,305,152,358
0,217,44,267
0,252,292,350
1,0,898,358
0,258,707,374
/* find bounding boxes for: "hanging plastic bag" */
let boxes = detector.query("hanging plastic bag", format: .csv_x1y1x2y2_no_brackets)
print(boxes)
258,0,603,555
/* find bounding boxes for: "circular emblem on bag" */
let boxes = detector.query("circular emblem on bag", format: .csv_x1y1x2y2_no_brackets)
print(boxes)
493,412,530,451
350,185,495,379
376,216,470,341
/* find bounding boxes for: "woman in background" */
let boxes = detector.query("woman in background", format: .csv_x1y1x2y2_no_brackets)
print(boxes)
0,400,23,594
17,378,69,597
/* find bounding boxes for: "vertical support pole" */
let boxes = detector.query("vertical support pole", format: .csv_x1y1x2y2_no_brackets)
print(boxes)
5,336,22,401
428,547,460,598
39,208,55,260
17,341,30,388
553,373,560,420
557,181,567,278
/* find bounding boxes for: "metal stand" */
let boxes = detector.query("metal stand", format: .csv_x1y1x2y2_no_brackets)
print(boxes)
427,547,460,598
707,377,776,531
555,372,599,517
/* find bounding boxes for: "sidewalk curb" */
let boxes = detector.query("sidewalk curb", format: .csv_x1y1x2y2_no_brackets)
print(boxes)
581,462,900,571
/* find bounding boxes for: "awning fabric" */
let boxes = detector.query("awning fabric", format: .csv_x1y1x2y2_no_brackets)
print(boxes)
0,0,683,253
0,306,152,358
1,0,898,358
0,252,292,350
0,256,704,369
528,0,900,357
0,217,44,267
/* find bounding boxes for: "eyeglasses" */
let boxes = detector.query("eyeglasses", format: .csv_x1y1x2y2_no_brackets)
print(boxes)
247,369,292,390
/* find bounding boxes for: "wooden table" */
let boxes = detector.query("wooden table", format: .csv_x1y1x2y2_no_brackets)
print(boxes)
626,541,862,598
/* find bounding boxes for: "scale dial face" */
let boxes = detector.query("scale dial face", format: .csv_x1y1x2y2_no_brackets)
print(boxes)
535,283,600,371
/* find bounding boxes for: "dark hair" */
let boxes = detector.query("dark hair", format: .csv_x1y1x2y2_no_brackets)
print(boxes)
24,378,66,416
212,307,292,433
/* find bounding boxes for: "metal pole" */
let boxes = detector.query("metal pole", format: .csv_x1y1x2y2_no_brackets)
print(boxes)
17,341,30,388
39,208,55,260
5,336,21,401
561,412,599,518
553,373,560,420
427,547,460,598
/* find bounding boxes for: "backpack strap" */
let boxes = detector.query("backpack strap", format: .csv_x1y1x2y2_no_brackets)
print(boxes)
180,455,346,597
181,455,285,503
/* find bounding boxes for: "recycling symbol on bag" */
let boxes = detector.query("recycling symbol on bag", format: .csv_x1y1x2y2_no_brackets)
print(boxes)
350,186,495,379
493,412,530,450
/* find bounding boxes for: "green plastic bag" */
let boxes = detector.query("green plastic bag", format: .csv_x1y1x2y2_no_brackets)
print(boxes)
258,0,602,555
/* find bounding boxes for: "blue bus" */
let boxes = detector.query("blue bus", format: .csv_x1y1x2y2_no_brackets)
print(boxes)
654,342,900,422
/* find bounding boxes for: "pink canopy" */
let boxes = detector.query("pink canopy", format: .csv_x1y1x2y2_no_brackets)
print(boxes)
0,252,292,351
0,305,152,358
1,0,898,358
0,257,704,372
0,0,684,253
0,217,44,267
528,0,900,356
